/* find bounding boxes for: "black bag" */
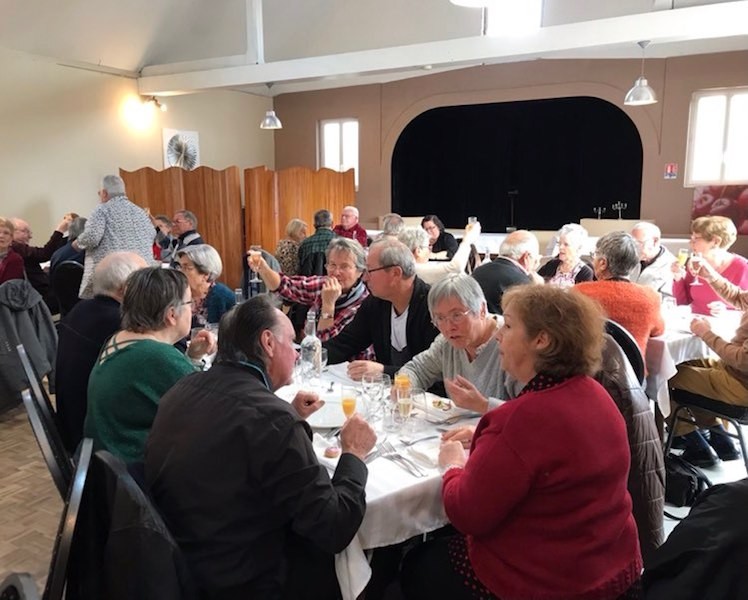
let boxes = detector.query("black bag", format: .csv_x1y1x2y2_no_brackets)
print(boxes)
665,454,712,507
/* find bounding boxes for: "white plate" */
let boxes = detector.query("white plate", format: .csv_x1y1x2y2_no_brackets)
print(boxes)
307,399,346,429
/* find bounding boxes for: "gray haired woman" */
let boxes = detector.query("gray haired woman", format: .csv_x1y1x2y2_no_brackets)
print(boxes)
397,273,508,413
538,223,594,287
176,244,235,325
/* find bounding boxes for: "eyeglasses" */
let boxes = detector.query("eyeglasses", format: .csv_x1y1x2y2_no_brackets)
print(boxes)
326,262,356,273
364,265,392,276
432,310,471,327
179,300,193,306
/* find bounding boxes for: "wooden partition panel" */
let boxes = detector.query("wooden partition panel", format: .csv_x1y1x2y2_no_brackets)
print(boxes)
244,166,355,253
120,166,243,290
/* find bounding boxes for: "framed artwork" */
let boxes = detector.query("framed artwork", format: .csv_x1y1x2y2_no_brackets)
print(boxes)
162,129,200,170
692,185,748,235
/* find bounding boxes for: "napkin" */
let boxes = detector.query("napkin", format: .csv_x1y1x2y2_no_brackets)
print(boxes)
312,433,340,471
406,439,441,469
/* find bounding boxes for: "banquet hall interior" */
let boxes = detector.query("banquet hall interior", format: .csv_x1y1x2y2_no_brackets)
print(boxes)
2,0,748,592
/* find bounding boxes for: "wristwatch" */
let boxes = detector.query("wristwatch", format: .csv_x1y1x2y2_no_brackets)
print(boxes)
320,311,334,319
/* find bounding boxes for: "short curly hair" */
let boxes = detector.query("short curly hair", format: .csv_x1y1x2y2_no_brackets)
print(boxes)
502,285,605,377
691,215,737,249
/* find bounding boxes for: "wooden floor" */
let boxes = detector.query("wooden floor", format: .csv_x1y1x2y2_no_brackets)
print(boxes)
0,404,60,589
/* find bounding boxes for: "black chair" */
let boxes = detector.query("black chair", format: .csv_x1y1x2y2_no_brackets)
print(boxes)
17,344,61,434
0,439,93,600
49,261,83,317
664,387,748,472
605,319,645,386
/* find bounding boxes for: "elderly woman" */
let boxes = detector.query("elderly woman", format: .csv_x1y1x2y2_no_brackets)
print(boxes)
422,214,458,260
668,257,748,467
398,223,481,285
275,218,308,276
671,215,748,315
251,237,372,357
574,231,664,358
83,267,215,463
538,223,594,287
397,273,506,407
0,217,24,284
176,244,235,326
402,285,642,600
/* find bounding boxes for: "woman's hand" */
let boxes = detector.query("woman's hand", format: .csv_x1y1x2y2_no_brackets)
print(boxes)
187,330,217,358
694,258,719,283
321,277,342,307
347,360,384,380
444,376,489,414
441,426,476,449
292,391,325,419
671,260,686,282
439,440,467,470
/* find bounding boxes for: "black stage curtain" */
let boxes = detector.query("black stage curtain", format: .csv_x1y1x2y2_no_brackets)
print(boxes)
391,96,642,232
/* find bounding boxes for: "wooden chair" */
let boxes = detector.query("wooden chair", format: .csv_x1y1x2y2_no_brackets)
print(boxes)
0,439,93,600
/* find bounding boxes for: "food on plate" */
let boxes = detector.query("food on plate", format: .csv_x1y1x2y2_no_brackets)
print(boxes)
324,446,341,459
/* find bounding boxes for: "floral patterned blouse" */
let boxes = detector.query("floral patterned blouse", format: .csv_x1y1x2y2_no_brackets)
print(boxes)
275,238,300,275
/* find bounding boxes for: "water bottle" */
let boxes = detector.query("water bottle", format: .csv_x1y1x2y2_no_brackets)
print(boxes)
300,309,322,381
234,287,244,305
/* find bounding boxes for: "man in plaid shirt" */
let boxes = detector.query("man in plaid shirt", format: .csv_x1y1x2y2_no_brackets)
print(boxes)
298,209,335,274
249,237,374,360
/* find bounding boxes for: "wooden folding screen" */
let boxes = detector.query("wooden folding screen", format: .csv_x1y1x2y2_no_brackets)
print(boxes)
244,166,355,253
120,166,243,290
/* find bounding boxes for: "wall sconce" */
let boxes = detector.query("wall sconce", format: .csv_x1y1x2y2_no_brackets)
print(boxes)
624,41,657,106
145,96,168,112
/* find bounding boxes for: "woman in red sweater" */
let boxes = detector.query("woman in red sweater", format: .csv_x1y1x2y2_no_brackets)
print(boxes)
0,217,24,284
402,285,642,600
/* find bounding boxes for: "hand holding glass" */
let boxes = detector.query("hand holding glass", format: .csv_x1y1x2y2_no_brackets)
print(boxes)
248,245,262,283
341,386,358,418
689,252,703,286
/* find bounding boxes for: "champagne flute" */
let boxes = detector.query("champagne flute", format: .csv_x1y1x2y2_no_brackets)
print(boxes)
396,385,413,432
689,252,703,286
341,386,357,418
361,373,384,422
248,245,262,284
677,248,689,268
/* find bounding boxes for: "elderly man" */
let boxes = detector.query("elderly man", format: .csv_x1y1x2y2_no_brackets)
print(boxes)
75,175,154,298
50,216,87,272
333,205,368,247
11,214,71,309
471,229,543,314
381,213,405,238
298,209,336,275
145,295,376,599
324,238,439,380
168,209,204,266
55,251,148,452
630,221,675,296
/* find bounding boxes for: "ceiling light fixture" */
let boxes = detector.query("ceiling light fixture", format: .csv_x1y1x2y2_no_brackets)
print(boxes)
259,83,283,130
624,41,658,106
145,96,167,112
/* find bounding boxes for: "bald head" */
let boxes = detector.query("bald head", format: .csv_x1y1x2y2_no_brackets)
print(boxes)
10,218,32,243
92,252,149,301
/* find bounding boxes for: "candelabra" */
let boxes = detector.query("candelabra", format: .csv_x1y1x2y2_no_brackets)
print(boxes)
593,207,606,220
611,202,628,219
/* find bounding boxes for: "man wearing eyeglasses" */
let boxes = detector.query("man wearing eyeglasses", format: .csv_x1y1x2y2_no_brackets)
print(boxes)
324,238,439,380
168,209,204,267
630,221,675,296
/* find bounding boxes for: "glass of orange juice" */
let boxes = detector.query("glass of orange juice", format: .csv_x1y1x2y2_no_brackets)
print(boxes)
341,386,357,418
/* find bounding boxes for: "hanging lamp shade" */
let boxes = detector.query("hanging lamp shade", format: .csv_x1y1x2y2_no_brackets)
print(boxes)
624,77,657,106
260,110,282,129
624,40,657,106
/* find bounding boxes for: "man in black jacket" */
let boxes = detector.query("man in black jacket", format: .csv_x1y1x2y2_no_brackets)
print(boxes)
145,296,376,599
325,238,439,380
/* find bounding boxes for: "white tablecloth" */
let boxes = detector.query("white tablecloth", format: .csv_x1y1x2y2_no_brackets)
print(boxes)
645,310,742,416
277,363,475,600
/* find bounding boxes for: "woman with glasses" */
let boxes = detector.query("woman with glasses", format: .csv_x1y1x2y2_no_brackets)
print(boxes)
84,267,215,463
422,214,458,260
249,237,373,358
396,274,509,413
671,215,748,315
176,244,235,326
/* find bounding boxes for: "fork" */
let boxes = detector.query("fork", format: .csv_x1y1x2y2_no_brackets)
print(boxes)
398,434,439,447
380,440,427,477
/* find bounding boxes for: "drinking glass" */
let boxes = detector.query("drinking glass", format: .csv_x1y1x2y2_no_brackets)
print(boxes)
468,216,478,225
361,373,385,422
341,386,358,418
676,248,689,268
248,245,262,284
396,385,413,429
689,252,703,286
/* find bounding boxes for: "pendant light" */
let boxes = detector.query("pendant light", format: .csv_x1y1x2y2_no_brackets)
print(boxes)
259,83,283,129
624,41,657,106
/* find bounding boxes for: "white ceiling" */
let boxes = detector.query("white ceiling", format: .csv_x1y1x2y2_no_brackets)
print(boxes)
0,0,746,97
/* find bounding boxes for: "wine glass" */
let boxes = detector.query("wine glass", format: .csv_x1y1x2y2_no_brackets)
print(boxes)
361,373,385,422
341,386,358,419
689,252,703,286
396,385,413,432
248,245,262,284
677,248,689,268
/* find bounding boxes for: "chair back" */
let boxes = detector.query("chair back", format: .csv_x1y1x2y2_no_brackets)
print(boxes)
21,388,73,499
43,438,93,600
17,344,59,431
49,261,83,317
605,319,645,385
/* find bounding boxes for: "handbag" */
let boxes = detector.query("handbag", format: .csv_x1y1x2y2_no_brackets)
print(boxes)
664,454,712,508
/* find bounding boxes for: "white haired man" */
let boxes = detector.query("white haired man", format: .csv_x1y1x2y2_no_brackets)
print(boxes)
333,205,368,247
630,221,675,296
75,175,154,298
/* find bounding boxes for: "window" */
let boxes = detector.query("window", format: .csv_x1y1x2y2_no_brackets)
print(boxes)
318,119,359,189
686,87,748,186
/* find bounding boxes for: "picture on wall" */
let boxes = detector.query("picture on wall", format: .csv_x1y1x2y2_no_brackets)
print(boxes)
692,185,748,235
162,129,200,170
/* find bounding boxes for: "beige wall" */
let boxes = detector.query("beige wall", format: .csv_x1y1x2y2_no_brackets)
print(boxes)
273,50,748,252
0,47,274,236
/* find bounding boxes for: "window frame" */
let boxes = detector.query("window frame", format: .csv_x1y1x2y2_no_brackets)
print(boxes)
317,118,359,190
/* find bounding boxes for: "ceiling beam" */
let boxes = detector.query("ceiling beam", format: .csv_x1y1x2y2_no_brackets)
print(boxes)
138,1,748,96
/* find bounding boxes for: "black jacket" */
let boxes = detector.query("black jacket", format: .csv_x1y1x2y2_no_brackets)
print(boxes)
145,363,368,597
538,258,594,284
324,276,439,376
431,231,458,259
470,258,531,314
